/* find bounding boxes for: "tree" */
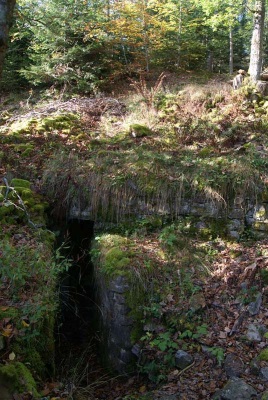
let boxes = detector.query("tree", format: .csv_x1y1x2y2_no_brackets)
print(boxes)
0,0,16,77
194,0,248,74
19,0,109,92
248,0,265,82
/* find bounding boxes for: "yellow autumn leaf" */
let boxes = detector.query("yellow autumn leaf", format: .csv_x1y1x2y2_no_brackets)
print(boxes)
22,320,30,328
2,325,13,337
139,385,147,393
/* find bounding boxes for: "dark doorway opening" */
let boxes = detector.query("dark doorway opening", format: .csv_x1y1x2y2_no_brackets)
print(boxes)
56,218,96,347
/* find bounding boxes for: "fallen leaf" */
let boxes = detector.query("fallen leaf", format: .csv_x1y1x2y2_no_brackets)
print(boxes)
9,352,16,360
2,325,13,337
41,388,51,396
139,385,146,393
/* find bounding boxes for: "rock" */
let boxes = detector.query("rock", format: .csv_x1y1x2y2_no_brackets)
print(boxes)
228,230,240,240
240,282,248,290
224,353,244,378
212,377,257,400
260,367,268,381
248,292,262,316
246,323,262,342
175,350,193,370
131,343,141,358
257,80,268,95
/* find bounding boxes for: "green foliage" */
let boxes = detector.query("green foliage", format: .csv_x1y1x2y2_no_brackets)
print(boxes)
149,332,178,352
206,346,225,366
0,233,71,376
0,236,70,299
3,0,256,90
159,224,179,251
179,324,208,340
139,330,176,383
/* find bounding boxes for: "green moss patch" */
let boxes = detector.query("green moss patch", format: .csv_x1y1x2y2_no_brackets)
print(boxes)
93,234,132,278
0,178,49,227
10,179,31,189
0,362,39,397
129,124,153,138
8,113,79,137
258,348,268,361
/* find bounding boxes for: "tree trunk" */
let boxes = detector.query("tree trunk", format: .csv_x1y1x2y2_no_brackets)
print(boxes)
0,0,16,78
207,50,213,72
229,27,233,75
177,0,182,67
248,0,265,83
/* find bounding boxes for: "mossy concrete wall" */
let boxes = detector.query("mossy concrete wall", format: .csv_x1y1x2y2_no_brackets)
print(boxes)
96,274,135,373
70,193,268,240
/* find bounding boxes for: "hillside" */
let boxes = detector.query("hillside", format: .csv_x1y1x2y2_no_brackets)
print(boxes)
1,72,268,399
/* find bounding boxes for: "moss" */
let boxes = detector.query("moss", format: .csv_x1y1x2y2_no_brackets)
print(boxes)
23,349,44,377
129,124,153,138
0,186,33,201
0,362,39,397
40,113,79,131
10,179,31,189
199,146,214,158
24,198,36,207
9,341,41,378
0,204,15,217
261,392,268,400
31,203,47,213
258,348,268,361
102,247,131,277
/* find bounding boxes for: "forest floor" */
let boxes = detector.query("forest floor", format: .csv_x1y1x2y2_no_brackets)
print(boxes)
1,72,268,399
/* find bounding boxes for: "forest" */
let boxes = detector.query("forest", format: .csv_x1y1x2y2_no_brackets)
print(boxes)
0,0,266,91
1,1,268,400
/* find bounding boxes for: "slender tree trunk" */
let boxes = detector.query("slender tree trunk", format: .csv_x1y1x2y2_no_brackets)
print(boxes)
177,0,182,67
207,50,213,72
248,0,265,82
229,26,233,75
0,0,16,77
142,0,150,72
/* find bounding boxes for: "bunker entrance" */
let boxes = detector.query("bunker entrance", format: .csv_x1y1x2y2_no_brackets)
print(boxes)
56,218,97,350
